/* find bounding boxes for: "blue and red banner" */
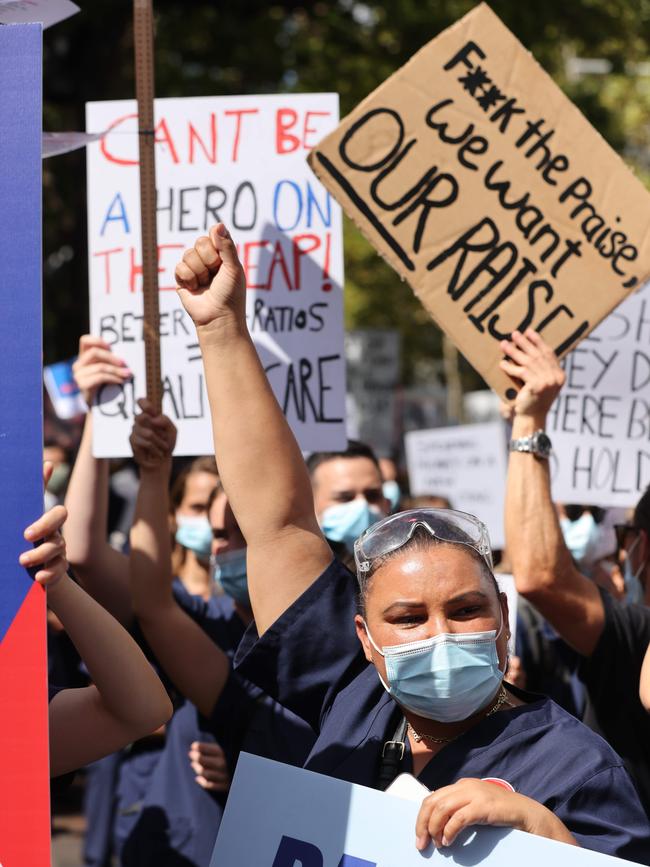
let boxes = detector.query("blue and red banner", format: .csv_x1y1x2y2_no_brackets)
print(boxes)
0,22,50,866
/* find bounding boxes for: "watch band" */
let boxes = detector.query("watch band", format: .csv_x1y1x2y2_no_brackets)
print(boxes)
509,430,552,458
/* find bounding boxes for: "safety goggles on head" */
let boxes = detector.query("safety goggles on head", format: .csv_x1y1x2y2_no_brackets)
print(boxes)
614,523,642,553
353,508,493,580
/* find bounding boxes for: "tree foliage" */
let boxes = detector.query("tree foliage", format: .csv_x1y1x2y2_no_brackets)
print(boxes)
43,0,650,390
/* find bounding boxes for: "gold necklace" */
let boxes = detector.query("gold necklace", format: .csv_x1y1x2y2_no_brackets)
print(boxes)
408,687,513,745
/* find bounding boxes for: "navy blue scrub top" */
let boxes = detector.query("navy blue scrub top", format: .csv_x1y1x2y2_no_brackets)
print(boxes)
179,584,316,770
235,559,650,863
118,585,246,867
122,579,315,866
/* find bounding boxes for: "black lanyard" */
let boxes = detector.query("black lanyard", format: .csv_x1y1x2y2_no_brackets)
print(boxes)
378,716,408,790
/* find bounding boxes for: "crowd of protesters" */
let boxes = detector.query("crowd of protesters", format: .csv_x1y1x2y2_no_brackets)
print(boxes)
29,223,650,865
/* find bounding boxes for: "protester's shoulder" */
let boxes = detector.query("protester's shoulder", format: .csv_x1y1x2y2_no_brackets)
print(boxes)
324,659,388,718
236,556,356,658
516,689,631,772
596,586,650,652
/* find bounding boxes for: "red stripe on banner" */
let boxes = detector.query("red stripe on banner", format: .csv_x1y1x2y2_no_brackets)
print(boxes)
0,583,51,866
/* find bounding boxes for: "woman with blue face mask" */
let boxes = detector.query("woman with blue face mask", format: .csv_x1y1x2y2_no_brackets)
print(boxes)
170,456,220,601
175,224,650,863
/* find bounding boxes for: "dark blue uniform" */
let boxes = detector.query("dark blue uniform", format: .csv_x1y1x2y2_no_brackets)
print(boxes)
180,588,316,771
115,587,244,867
235,559,650,863
116,582,315,866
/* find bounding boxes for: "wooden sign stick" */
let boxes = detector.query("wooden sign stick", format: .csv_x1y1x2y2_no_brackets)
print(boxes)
133,0,161,410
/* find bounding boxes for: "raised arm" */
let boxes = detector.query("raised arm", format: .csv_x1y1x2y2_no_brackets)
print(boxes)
501,329,604,656
175,224,332,635
22,467,172,777
64,335,133,625
129,401,230,717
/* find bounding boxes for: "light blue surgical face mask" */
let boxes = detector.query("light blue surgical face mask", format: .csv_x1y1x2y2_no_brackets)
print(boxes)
320,499,383,552
210,548,249,606
560,512,600,564
382,480,401,512
365,616,505,723
623,534,645,605
175,515,213,561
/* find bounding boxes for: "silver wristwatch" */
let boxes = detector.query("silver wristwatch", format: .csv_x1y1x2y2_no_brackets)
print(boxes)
509,430,552,459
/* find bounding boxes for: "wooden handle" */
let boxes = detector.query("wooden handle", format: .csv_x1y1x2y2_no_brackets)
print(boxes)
133,0,161,410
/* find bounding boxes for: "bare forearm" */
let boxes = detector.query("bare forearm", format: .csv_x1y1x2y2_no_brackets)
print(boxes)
64,415,110,563
506,414,574,595
47,575,171,728
505,413,604,655
520,797,578,846
197,318,320,543
177,229,332,634
63,414,131,623
129,467,175,617
130,467,231,717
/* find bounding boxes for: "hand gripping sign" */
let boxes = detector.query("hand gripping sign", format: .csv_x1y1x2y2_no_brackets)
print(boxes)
210,753,640,867
308,3,650,401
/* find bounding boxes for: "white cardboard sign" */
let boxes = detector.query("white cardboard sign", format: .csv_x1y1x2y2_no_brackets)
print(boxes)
549,285,650,507
210,752,636,867
405,421,507,549
86,94,346,457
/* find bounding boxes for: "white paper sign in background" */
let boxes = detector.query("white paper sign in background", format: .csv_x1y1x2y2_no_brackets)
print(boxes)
210,753,636,867
345,329,400,456
86,94,346,457
405,421,507,549
549,285,650,508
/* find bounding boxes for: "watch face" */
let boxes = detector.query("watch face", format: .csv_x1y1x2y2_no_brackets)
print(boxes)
533,432,552,456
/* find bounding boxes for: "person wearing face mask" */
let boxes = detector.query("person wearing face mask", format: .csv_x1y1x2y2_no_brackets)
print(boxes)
126,404,315,863
616,521,648,605
169,455,220,600
558,505,602,568
501,328,650,820
306,441,389,567
379,456,402,513
62,338,227,867
173,224,650,860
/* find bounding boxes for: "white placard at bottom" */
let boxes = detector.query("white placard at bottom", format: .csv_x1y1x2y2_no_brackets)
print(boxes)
210,753,636,867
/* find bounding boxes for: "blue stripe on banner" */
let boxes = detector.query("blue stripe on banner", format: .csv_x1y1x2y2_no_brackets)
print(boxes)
0,23,44,643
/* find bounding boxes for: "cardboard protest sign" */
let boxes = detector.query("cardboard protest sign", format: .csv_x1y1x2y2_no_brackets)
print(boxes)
86,94,346,457
0,0,79,28
345,329,400,454
211,753,637,867
308,3,650,400
405,421,507,548
0,23,51,867
549,285,650,507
